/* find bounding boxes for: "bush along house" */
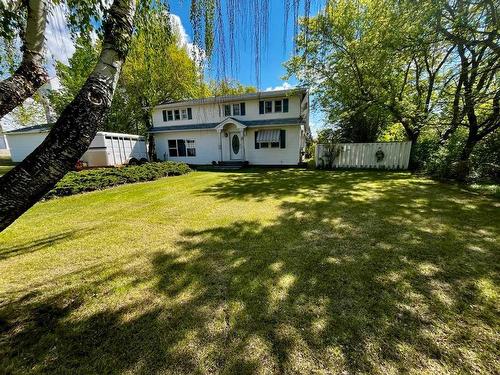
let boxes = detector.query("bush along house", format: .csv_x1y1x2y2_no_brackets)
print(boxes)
149,88,310,166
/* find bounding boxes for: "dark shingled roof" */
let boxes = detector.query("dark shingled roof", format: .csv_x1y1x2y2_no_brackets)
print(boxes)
157,88,308,107
149,118,305,133
5,123,54,134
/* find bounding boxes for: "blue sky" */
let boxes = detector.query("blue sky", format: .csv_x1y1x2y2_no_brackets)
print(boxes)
41,1,325,133
166,0,325,133
168,1,323,92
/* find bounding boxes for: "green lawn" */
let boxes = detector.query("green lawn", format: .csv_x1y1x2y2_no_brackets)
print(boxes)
0,165,13,176
0,170,499,374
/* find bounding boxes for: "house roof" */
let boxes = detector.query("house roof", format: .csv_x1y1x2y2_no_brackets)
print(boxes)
156,88,308,108
4,123,54,134
148,117,305,133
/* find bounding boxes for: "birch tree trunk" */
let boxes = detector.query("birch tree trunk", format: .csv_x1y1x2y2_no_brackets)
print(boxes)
0,0,48,119
0,0,136,231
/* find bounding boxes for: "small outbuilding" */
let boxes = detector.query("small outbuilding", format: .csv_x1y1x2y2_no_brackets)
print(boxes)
5,124,148,166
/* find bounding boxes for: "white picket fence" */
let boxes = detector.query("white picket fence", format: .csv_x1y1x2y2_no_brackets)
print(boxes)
315,141,412,170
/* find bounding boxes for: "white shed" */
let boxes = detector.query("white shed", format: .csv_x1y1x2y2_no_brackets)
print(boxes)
5,124,148,166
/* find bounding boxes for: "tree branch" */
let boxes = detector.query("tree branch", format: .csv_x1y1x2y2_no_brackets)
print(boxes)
0,0,48,120
0,0,137,231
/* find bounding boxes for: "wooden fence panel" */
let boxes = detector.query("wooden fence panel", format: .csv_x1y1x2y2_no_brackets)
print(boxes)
315,141,412,169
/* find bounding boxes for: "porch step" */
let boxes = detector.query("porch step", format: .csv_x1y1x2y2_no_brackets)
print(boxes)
211,161,245,170
219,161,245,166
212,166,242,170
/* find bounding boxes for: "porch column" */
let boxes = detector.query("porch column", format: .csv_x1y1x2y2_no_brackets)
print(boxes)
240,129,245,161
217,129,223,162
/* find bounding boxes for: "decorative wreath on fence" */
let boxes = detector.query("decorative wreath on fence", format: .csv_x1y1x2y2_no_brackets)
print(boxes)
375,149,385,162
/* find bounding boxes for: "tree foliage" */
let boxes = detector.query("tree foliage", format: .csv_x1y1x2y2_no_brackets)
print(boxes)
287,0,499,179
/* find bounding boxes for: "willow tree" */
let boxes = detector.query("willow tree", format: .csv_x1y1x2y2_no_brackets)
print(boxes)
0,0,313,231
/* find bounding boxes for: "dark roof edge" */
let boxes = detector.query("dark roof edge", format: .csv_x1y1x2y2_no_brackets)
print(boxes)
155,88,308,108
149,118,305,133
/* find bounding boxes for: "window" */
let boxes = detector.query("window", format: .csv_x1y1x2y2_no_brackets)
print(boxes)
177,139,186,156
168,140,178,157
232,103,240,115
265,101,272,113
224,104,231,116
255,129,286,149
163,108,189,122
168,139,196,157
275,100,282,112
186,140,196,156
259,99,289,114
283,98,289,112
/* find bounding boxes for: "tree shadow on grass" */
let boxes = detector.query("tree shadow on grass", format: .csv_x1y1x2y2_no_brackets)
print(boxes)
0,229,94,260
0,170,498,374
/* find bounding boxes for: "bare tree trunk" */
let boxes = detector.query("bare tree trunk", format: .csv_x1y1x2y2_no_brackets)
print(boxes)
0,0,136,231
0,0,48,119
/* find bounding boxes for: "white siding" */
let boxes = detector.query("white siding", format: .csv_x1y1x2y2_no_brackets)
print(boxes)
154,130,220,164
151,96,303,129
154,125,303,165
7,131,148,166
6,133,47,162
245,126,302,165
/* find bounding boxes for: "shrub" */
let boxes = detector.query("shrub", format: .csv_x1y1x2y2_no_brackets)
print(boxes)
46,162,191,199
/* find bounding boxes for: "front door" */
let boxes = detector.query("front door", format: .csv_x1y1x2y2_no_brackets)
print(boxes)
229,132,242,160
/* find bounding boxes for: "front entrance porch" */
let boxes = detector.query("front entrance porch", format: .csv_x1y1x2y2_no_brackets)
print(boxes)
215,118,247,164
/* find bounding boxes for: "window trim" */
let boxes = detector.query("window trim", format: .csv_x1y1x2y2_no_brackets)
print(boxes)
168,139,196,157
232,103,240,116
254,129,286,149
274,100,282,112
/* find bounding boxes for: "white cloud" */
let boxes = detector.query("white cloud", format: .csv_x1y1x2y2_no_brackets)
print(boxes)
45,4,75,67
265,82,295,91
169,13,206,63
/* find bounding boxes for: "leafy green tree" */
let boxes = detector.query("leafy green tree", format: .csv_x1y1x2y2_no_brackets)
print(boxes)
49,37,99,116
0,0,311,229
436,0,499,179
204,78,257,96
287,0,455,146
287,0,498,177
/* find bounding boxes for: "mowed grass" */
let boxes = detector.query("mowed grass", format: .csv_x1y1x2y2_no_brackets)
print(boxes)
0,169,499,374
0,166,13,176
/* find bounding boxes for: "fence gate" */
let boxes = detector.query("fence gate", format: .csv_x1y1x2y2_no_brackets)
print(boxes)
315,141,412,169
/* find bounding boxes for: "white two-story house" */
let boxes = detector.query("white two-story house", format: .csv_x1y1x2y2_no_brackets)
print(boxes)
150,88,310,166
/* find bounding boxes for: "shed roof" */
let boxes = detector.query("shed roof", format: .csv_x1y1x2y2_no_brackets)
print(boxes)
5,123,54,134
